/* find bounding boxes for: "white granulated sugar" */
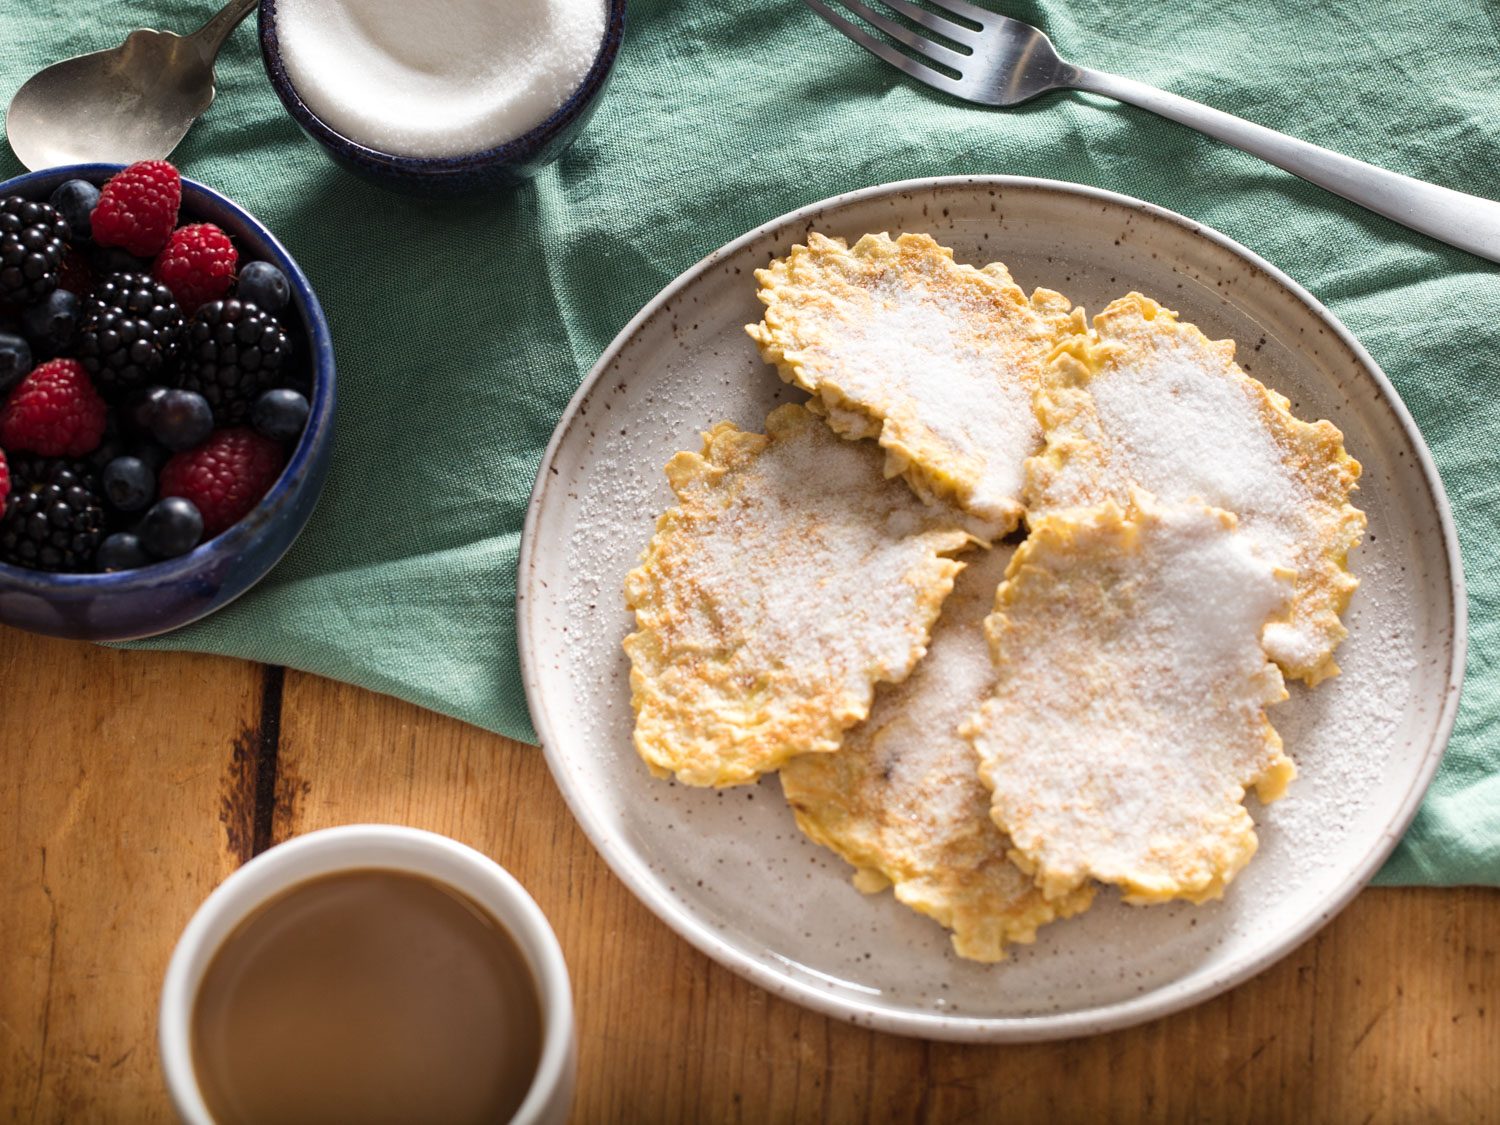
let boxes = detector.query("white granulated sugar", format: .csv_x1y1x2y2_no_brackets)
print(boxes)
275,0,608,158
1259,545,1413,866
1088,338,1304,549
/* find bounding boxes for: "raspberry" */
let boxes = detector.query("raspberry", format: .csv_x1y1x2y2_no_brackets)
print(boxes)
91,161,181,257
159,427,284,537
0,358,107,457
153,223,237,311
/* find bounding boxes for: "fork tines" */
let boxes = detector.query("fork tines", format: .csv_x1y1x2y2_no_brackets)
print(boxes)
803,0,984,94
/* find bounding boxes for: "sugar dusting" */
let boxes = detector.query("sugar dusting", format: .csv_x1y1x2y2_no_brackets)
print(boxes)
970,500,1293,901
750,234,1071,531
778,547,1087,962
810,277,1040,520
1088,337,1306,561
843,546,1011,829
1258,540,1413,877
677,411,959,682
560,371,771,718
275,0,608,158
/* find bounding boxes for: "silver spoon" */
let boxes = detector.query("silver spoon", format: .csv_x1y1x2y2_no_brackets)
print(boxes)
6,0,260,171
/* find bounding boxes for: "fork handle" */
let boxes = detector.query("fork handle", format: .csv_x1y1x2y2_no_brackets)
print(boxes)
1073,67,1500,265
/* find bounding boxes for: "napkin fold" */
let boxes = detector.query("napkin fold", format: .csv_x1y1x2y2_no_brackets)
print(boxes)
2,0,1495,884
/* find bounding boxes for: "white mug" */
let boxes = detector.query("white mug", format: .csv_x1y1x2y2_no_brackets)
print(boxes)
159,824,576,1124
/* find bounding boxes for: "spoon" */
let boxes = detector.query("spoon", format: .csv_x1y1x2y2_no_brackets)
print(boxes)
6,0,260,171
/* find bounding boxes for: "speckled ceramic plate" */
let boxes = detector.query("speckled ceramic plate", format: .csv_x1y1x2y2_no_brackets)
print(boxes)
517,177,1464,1042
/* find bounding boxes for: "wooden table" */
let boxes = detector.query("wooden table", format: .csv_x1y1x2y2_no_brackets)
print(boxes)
3,630,1496,1123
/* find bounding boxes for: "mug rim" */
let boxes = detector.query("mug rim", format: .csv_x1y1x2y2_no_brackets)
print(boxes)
158,825,574,1124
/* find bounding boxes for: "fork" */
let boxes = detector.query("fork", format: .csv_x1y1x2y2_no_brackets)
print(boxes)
805,0,1500,265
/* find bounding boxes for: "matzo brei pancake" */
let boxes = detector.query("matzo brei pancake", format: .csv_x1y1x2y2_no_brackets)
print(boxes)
624,403,973,788
781,549,1093,962
1027,293,1365,685
965,495,1294,905
746,232,1083,537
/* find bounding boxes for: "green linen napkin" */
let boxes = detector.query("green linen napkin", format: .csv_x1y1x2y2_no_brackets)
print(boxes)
1,0,1495,884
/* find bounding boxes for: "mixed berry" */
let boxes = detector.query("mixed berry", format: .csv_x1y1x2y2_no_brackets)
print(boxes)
0,160,310,574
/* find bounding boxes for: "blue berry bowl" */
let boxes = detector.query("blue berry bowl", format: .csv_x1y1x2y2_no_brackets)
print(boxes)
0,164,335,642
258,0,627,197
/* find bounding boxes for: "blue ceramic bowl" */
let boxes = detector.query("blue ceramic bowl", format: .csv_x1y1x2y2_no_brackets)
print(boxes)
0,165,335,642
258,0,627,197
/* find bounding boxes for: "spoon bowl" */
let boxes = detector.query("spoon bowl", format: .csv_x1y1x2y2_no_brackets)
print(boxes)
5,0,257,171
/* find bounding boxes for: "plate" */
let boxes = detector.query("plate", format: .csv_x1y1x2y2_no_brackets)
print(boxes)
517,176,1465,1042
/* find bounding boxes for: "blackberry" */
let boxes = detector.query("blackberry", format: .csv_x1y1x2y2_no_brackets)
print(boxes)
0,458,107,572
76,272,184,398
0,196,68,305
91,246,151,276
178,299,291,424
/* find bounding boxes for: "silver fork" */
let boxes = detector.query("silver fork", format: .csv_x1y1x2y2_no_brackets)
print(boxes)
805,0,1500,265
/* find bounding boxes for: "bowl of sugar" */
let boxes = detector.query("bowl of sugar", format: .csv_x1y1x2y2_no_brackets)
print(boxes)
259,0,625,196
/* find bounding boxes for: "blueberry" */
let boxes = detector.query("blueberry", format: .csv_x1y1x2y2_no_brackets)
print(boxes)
96,532,150,572
21,289,79,356
251,388,309,442
137,497,203,559
0,332,32,394
101,456,155,513
125,385,170,435
150,389,214,451
236,261,290,314
48,179,101,242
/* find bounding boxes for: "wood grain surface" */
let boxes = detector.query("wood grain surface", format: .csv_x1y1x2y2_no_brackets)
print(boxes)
2,628,1497,1123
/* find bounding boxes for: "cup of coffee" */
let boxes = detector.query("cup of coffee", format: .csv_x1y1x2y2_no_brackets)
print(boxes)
160,825,575,1124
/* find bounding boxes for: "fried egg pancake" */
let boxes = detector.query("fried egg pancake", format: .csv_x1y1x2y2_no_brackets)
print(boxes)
624,403,973,788
966,496,1294,905
781,548,1094,962
747,232,1082,537
1028,294,1365,685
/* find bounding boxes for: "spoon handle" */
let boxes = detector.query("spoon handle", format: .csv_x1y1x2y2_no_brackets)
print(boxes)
1073,66,1500,265
186,0,261,65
